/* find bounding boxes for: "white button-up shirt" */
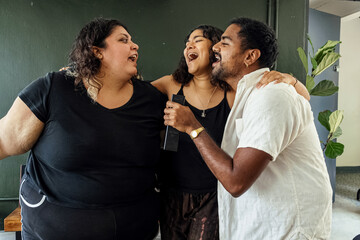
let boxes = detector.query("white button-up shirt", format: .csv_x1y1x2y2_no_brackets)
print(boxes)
218,68,332,240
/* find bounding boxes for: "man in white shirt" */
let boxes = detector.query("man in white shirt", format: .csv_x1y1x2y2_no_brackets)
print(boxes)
164,17,332,240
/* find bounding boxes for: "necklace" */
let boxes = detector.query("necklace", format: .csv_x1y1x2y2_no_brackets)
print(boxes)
193,82,217,118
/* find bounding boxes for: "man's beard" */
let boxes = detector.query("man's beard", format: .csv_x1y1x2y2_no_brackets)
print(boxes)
211,63,233,83
210,64,230,89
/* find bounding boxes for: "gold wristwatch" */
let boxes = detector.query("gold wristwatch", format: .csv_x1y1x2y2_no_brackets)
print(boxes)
190,127,205,139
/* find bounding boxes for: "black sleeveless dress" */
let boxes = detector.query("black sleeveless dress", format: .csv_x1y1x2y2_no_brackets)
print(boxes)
159,85,231,240
160,85,231,193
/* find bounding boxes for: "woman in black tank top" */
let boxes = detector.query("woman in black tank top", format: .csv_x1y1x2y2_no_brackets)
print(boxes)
152,25,228,240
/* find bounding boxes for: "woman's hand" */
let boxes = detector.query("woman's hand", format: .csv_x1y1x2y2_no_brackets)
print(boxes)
59,66,69,71
256,71,296,88
256,70,310,101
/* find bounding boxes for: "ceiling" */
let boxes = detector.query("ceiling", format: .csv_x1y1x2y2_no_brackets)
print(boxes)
310,0,360,17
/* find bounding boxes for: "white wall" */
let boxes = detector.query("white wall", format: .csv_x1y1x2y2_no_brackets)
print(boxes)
338,15,360,166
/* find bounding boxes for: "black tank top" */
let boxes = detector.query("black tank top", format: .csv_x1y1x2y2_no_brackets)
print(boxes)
160,85,231,193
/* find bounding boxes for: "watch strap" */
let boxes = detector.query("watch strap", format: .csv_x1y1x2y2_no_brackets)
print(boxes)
190,127,205,139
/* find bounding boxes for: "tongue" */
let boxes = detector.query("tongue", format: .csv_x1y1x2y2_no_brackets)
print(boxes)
189,53,198,60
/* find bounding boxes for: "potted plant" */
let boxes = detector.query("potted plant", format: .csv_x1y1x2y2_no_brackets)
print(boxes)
297,36,344,159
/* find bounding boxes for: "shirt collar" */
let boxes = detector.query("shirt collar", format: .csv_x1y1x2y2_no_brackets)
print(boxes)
237,67,270,90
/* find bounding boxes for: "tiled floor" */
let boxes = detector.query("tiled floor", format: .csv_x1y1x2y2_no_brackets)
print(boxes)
330,171,360,240
331,202,360,239
0,231,14,240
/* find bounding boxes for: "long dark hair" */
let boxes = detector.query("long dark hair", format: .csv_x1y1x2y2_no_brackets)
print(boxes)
172,25,228,89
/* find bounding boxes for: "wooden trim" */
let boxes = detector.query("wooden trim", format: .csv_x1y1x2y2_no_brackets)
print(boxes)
4,206,22,232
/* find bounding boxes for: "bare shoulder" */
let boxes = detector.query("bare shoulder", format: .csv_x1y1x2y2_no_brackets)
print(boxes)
151,75,181,98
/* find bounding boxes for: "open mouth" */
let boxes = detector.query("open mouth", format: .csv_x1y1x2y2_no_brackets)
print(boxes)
212,53,221,67
214,53,221,63
187,52,198,62
128,54,138,62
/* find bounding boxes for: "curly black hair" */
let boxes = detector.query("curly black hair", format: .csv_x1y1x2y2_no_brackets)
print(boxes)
68,18,129,86
230,17,278,69
172,25,229,89
67,18,142,101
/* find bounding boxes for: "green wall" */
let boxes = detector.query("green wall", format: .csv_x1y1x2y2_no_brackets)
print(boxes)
0,0,308,229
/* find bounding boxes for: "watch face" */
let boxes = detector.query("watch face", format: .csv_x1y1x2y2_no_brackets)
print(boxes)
191,131,197,138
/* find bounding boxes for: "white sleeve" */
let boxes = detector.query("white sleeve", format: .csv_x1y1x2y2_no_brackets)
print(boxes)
237,84,307,160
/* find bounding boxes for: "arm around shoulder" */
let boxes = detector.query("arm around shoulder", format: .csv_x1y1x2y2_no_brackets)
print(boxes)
151,75,179,98
0,97,44,160
294,78,310,101
258,71,310,101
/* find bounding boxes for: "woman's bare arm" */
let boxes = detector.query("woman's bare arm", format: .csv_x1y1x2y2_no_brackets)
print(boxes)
151,75,182,100
0,97,44,160
151,75,172,95
257,71,310,101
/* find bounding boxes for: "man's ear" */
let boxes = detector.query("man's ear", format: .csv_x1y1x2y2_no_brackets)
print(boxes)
244,49,261,67
92,46,103,59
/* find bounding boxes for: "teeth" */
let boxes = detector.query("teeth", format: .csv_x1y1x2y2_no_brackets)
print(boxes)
187,52,198,60
215,55,221,61
129,54,137,61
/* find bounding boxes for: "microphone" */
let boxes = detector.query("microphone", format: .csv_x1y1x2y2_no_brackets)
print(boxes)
163,94,185,152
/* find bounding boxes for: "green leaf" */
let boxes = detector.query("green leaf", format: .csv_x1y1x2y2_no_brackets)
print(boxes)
315,40,341,54
307,34,315,55
312,52,341,76
330,127,342,140
329,110,344,133
306,75,315,92
309,80,339,96
314,49,330,65
318,110,331,131
310,57,318,71
297,47,308,73
314,40,342,63
324,141,344,159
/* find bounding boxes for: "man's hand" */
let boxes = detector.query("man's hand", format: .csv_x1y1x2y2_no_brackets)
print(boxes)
164,101,202,135
164,102,272,198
